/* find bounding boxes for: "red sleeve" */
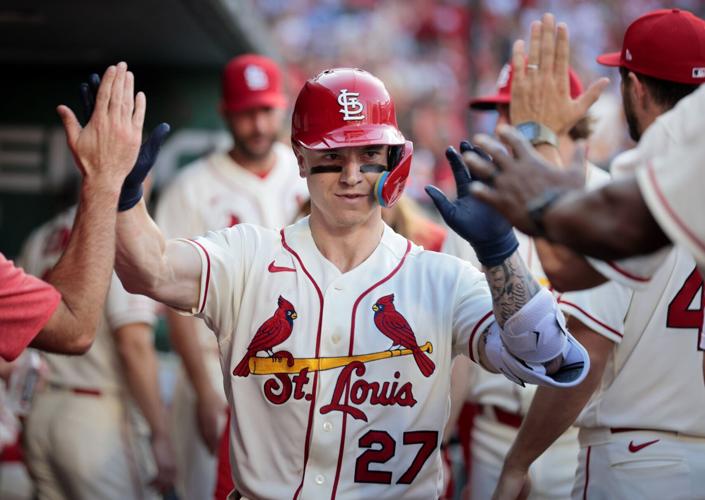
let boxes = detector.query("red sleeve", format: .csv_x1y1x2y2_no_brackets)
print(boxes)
0,253,61,361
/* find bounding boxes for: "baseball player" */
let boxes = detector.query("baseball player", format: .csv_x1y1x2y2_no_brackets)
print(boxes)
490,9,705,500
155,53,307,499
107,65,590,499
0,62,147,360
18,206,176,500
443,60,610,499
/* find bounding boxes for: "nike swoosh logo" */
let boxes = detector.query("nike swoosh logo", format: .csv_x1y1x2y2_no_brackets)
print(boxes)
628,439,660,453
268,261,296,273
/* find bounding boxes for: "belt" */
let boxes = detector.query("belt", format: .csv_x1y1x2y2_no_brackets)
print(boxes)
482,405,523,429
579,427,705,446
48,382,103,397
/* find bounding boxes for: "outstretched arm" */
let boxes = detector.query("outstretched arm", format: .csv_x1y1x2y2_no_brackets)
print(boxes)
115,200,201,311
34,63,144,354
465,126,670,260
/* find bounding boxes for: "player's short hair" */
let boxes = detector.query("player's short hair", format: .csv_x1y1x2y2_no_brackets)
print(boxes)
568,115,594,141
619,66,700,110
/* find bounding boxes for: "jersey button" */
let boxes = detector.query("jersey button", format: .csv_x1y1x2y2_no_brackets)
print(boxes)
323,421,333,432
315,474,325,485
334,285,344,291
331,334,341,344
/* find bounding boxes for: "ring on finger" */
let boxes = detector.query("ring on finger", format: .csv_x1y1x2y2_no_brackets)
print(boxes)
527,64,539,70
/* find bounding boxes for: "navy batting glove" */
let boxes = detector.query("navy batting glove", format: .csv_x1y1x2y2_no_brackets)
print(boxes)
118,122,170,211
77,73,170,211
425,141,518,267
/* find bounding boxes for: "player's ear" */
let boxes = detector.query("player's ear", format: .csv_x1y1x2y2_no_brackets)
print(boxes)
292,144,307,178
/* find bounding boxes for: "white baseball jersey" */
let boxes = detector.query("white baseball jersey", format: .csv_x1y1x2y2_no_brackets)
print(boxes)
182,218,496,500
560,246,705,434
18,208,157,392
590,85,705,289
156,143,308,351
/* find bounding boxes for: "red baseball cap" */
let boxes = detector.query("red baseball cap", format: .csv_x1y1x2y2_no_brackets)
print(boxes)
469,63,584,110
221,54,288,112
597,9,705,84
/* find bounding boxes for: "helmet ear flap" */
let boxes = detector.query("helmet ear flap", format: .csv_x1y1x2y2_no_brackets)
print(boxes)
374,141,413,208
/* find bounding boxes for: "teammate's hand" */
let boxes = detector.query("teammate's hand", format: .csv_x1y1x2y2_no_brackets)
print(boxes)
463,125,585,237
492,464,531,500
77,71,171,210
150,431,177,493
509,13,609,136
425,141,518,267
57,62,145,189
196,389,227,454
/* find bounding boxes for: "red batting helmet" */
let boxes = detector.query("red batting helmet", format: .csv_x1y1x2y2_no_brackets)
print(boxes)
291,68,413,208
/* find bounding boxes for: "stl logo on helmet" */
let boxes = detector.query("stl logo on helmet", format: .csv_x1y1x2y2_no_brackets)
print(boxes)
338,89,365,121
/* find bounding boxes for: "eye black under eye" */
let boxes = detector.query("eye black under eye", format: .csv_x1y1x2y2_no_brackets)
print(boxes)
360,164,387,173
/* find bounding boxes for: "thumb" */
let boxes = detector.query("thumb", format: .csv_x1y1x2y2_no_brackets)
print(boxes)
57,105,81,147
141,123,171,164
425,185,455,221
575,77,609,115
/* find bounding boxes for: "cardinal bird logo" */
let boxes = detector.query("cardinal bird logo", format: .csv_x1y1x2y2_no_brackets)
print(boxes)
233,296,298,377
372,294,435,377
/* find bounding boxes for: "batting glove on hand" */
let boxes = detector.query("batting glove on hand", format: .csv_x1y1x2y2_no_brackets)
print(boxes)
79,73,170,211
425,141,518,267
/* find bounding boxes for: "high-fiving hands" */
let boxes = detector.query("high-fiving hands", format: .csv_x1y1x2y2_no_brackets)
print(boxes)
57,62,145,190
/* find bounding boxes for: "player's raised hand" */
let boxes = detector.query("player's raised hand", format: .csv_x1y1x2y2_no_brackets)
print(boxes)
425,141,518,267
510,13,609,136
76,71,171,211
57,62,146,188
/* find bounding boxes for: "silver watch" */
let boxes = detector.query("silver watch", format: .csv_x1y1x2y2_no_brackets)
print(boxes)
516,121,558,147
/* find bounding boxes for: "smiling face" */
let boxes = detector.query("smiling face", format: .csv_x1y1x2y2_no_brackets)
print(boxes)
295,144,390,230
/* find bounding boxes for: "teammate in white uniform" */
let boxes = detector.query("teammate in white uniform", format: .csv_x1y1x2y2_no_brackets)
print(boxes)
18,207,175,500
155,54,307,499
444,61,609,499
491,10,705,500
111,66,589,500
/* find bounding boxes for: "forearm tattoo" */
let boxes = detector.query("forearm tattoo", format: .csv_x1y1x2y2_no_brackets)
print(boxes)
484,252,541,327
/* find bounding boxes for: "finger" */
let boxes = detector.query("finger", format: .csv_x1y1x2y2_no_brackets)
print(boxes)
471,130,526,172
511,39,527,99
575,77,609,115
123,71,135,123
140,123,171,166
539,13,556,75
56,105,81,146
445,146,471,197
554,23,570,96
109,62,127,116
493,125,536,163
94,65,116,116
460,140,492,162
79,83,93,126
132,91,146,129
527,20,541,68
469,181,504,211
424,185,456,220
89,73,101,94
